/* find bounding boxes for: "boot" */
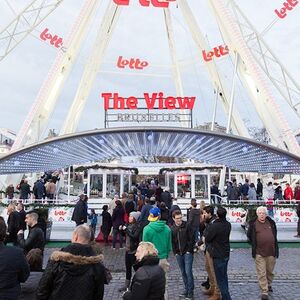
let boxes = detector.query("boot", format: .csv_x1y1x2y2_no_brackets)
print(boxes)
202,287,213,295
208,290,221,300
118,279,130,292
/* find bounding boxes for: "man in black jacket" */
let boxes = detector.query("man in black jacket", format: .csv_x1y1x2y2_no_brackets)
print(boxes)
247,206,278,300
71,194,88,226
36,224,106,300
17,212,45,254
0,216,30,300
6,203,21,245
205,206,232,300
171,210,195,299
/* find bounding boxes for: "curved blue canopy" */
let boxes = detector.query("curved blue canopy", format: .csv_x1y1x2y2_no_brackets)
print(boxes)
0,127,300,174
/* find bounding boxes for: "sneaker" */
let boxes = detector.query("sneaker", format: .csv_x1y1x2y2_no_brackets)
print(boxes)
294,234,300,238
261,294,269,300
179,292,187,298
185,295,193,300
268,286,273,292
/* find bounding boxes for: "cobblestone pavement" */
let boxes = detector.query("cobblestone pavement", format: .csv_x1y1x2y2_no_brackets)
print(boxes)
44,246,300,300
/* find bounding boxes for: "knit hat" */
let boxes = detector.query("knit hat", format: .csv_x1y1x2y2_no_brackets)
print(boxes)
129,211,141,221
148,207,161,222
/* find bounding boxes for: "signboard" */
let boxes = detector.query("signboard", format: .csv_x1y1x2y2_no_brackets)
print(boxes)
102,93,194,128
274,207,298,223
226,207,247,223
48,207,74,222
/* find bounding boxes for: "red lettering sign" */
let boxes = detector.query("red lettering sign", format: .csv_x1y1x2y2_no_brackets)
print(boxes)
202,45,229,62
54,210,67,216
101,93,196,110
113,0,174,7
280,211,293,217
40,28,66,51
275,0,298,18
117,56,149,69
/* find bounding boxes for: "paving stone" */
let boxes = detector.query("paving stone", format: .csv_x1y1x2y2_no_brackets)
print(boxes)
43,246,300,299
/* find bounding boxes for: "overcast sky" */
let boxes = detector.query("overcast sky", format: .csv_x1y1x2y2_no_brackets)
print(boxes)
0,0,299,139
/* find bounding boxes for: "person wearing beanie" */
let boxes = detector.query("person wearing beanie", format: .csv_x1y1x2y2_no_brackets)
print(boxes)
118,210,142,292
142,206,172,299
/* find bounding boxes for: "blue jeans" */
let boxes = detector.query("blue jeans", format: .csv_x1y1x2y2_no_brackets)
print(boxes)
213,257,232,300
175,252,194,295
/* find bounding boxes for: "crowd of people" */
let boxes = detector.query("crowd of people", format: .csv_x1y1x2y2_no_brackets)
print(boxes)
0,176,296,300
224,178,300,202
5,172,60,201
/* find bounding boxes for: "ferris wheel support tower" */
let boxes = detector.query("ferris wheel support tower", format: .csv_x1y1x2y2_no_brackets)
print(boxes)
208,0,300,156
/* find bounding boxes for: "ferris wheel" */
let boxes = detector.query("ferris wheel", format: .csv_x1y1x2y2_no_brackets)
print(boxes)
1,0,300,159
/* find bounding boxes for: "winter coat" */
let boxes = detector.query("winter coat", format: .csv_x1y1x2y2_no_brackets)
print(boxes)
143,220,172,259
160,191,172,209
112,205,125,229
160,207,169,222
247,216,279,258
20,183,31,199
256,182,263,196
125,200,135,215
19,209,27,231
7,211,21,241
17,224,45,254
123,255,165,300
19,271,43,300
284,186,294,200
71,199,88,224
247,187,257,201
204,218,231,259
101,211,112,234
88,213,98,226
45,182,56,195
34,180,45,199
240,183,249,197
264,186,274,200
0,243,30,300
122,222,142,252
187,208,200,228
36,243,105,300
140,204,152,222
171,221,194,255
5,186,14,199
296,203,300,218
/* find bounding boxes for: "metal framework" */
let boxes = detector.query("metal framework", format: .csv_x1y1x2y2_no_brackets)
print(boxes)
1,0,300,181
208,0,300,156
0,0,64,61
1,127,300,174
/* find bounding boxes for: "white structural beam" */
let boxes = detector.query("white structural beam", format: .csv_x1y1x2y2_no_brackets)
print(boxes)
228,1,300,117
60,2,121,135
163,8,189,128
177,0,250,137
0,0,64,61
208,0,300,156
12,0,99,151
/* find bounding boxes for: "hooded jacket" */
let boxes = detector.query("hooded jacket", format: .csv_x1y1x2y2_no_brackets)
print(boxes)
142,220,172,259
36,243,105,300
123,255,165,300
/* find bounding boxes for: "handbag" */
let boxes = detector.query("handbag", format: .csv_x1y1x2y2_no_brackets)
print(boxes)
104,267,112,284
